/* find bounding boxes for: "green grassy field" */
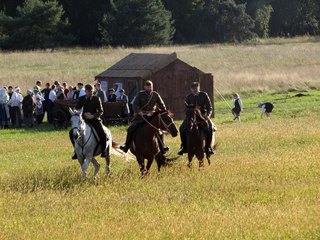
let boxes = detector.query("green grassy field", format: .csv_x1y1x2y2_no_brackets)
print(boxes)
1,89,320,239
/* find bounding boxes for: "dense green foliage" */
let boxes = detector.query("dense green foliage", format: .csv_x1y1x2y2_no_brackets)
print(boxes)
1,0,320,49
99,0,174,46
0,0,72,49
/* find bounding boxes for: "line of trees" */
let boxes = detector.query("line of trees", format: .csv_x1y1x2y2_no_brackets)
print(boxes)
0,0,319,49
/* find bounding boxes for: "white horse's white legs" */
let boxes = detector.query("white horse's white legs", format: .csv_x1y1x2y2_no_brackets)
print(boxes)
81,157,92,180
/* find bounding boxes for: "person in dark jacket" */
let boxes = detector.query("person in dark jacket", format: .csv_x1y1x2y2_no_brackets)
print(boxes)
22,90,35,127
107,88,117,102
69,84,107,159
178,82,216,156
120,80,168,153
41,82,51,122
232,93,243,122
94,82,105,102
258,102,274,119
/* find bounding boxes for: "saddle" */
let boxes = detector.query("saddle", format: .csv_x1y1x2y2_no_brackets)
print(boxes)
87,123,100,143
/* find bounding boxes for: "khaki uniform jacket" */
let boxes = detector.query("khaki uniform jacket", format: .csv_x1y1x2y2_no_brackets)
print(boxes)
185,92,212,117
75,95,103,121
94,90,105,103
132,91,166,114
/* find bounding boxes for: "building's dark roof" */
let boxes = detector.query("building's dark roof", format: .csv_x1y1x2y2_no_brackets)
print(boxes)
95,53,178,79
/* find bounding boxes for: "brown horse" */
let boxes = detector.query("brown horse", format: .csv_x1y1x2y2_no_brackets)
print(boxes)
130,110,178,176
185,107,216,169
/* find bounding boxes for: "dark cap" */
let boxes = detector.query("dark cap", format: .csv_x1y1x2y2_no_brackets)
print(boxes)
119,89,125,93
85,84,93,91
77,82,84,86
145,80,153,86
191,82,199,88
108,88,115,92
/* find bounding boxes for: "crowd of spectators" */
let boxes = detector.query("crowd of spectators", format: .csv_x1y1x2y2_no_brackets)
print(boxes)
0,80,130,128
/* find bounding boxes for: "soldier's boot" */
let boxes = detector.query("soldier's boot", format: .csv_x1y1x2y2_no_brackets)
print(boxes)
100,133,107,157
120,125,136,153
178,133,187,155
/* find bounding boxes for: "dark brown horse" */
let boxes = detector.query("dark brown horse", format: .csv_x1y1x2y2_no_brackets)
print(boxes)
185,107,216,169
130,110,178,176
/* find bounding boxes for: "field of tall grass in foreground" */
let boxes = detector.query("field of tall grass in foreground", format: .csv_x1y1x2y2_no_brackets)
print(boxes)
0,36,320,94
0,90,320,239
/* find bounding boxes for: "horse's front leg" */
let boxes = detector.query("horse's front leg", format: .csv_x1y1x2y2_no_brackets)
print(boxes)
187,153,194,168
81,156,92,180
198,152,205,170
145,157,154,175
136,155,145,176
155,153,165,172
91,157,100,181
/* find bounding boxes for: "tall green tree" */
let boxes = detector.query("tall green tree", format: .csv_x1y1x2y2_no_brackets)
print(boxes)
99,0,175,46
270,0,319,36
162,0,204,43
195,0,255,43
0,0,24,16
235,0,273,37
0,0,72,49
58,0,114,45
254,4,273,37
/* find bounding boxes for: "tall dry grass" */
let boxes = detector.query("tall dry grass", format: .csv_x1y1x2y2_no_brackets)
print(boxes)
1,36,320,94
1,114,320,239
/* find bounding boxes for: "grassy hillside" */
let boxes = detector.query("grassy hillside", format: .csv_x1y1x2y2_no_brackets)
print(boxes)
1,90,320,239
1,36,320,94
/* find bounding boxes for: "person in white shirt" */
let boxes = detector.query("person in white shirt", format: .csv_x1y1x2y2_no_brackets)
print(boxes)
0,87,10,128
47,85,56,123
78,83,86,98
8,87,23,127
113,84,121,99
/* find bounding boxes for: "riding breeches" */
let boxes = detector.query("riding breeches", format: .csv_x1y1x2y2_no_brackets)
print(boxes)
87,120,107,150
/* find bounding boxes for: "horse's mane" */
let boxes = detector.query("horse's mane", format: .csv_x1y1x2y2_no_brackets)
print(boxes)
185,106,205,121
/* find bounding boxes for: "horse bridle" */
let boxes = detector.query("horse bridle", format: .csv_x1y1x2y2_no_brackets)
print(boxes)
71,115,92,148
141,111,174,134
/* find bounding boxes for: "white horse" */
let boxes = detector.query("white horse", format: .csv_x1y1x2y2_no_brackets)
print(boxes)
69,108,121,180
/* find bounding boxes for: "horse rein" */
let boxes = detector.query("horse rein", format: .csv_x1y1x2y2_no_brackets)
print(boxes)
140,112,173,134
71,117,92,149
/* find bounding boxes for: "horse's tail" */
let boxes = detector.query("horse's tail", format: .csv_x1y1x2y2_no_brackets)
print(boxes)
110,141,134,162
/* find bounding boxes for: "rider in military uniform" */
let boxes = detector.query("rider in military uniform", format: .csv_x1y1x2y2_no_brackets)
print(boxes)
178,82,216,156
120,80,169,153
69,84,107,159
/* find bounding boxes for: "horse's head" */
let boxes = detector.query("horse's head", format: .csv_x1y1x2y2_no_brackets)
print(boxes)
157,110,178,137
185,106,202,132
69,107,84,140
